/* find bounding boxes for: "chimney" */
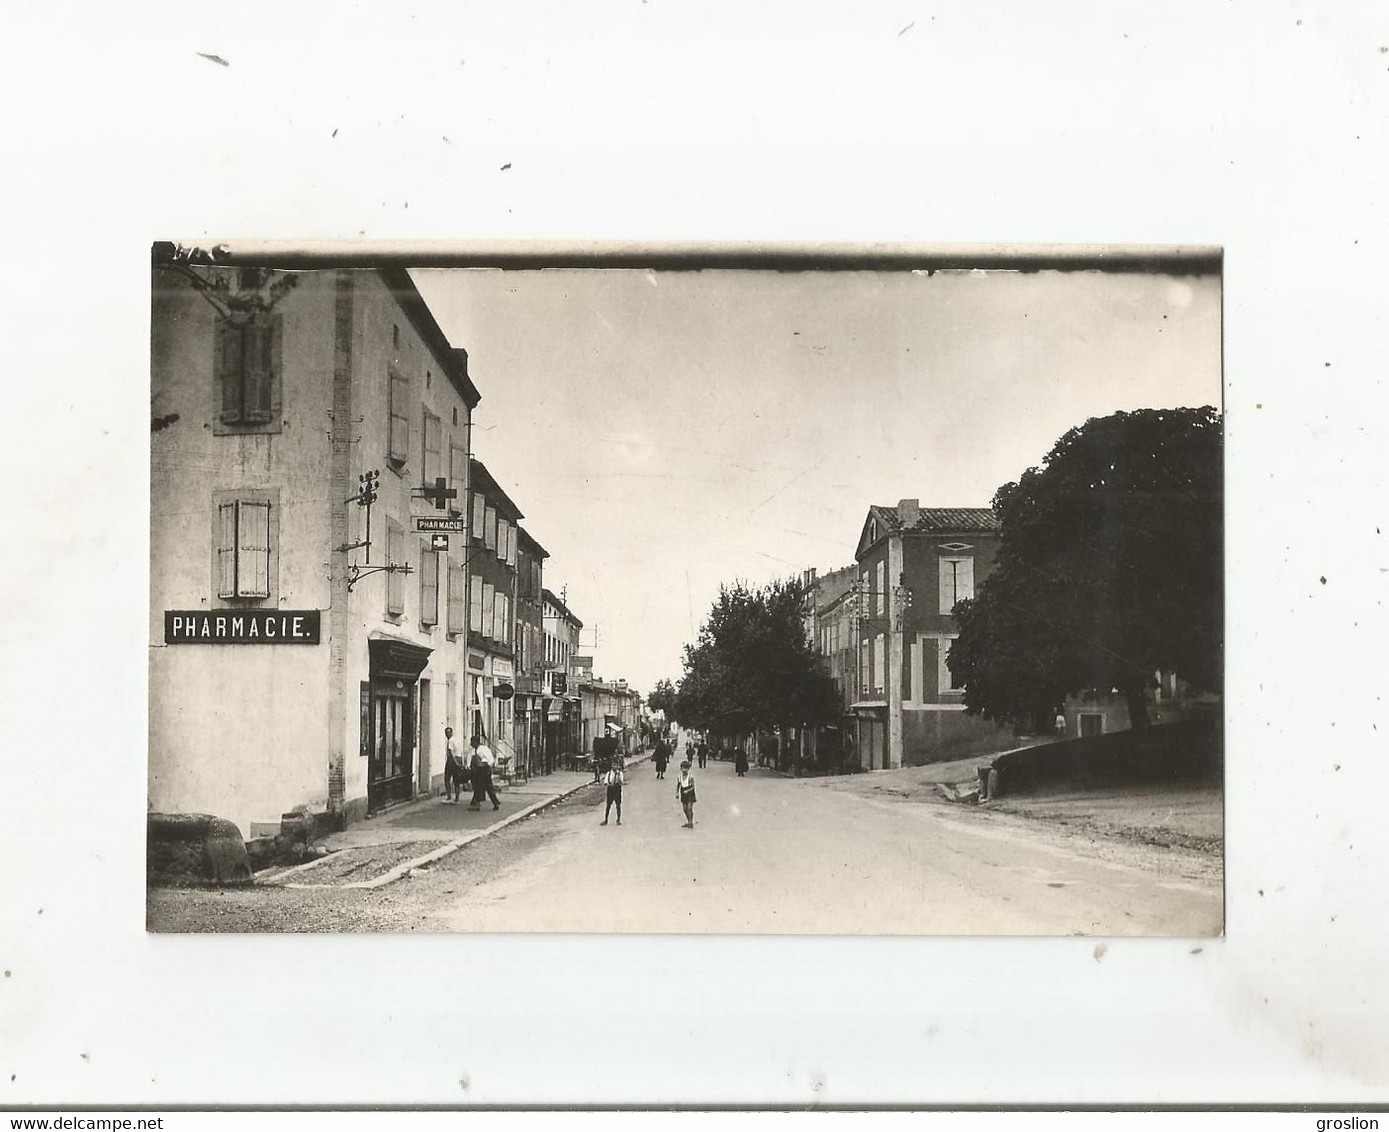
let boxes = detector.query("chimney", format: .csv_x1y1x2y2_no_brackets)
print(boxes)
898,498,920,526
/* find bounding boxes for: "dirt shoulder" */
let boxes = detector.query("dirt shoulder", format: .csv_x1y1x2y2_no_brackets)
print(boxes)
804,760,1223,857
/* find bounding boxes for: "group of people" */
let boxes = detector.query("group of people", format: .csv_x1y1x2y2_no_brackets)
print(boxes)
441,726,501,811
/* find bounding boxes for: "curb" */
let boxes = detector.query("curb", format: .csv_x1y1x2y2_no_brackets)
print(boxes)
283,750,653,891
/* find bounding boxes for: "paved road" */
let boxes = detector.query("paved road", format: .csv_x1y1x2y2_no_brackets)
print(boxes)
421,754,1222,936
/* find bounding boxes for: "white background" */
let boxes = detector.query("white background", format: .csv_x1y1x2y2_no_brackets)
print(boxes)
2,0,1388,1109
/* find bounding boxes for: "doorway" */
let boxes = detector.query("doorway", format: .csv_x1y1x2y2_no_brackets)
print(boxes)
368,679,415,811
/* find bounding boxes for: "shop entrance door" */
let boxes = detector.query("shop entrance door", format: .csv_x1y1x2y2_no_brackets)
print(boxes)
368,680,415,811
365,638,433,813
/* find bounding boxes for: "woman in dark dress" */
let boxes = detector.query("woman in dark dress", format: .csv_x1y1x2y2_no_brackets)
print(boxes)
654,740,669,780
735,746,749,777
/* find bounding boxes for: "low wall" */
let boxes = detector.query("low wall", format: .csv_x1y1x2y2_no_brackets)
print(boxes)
988,718,1223,799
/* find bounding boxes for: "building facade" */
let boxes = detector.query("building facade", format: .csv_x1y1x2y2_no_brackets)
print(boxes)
465,458,523,768
851,499,1015,769
150,264,481,835
513,527,549,775
801,565,858,764
541,588,583,768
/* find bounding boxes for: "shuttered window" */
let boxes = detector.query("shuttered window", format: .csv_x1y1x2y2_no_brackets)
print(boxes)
484,506,497,551
494,592,507,643
938,636,964,693
215,315,279,427
876,561,886,616
483,582,495,640
215,499,271,599
472,491,486,542
422,409,441,487
939,557,974,614
450,443,468,518
387,370,410,465
469,573,483,633
419,542,439,627
447,562,465,634
873,634,885,694
385,518,405,615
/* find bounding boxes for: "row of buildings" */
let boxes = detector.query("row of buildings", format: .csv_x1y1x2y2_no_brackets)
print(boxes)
149,259,640,837
801,499,1211,771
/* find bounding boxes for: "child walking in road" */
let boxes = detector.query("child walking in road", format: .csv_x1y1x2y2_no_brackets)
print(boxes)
601,759,624,826
676,760,697,828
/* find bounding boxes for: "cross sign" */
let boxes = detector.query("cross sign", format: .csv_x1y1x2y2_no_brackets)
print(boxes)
418,477,458,510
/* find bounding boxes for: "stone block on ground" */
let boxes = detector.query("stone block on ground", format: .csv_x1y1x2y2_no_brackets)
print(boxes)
147,812,252,886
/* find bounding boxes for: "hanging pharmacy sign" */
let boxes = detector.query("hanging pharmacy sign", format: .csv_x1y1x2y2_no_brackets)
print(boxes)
164,610,322,644
416,516,465,533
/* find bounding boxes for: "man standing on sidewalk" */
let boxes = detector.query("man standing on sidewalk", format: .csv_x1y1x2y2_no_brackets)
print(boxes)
468,733,501,811
443,726,464,803
601,758,624,826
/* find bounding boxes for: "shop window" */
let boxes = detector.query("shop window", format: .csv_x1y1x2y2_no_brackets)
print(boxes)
214,314,281,431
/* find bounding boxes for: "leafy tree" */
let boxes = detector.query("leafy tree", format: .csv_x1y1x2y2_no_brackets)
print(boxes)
949,407,1222,731
672,578,840,759
646,678,678,722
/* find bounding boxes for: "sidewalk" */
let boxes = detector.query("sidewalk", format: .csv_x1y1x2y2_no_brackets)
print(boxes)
258,753,650,890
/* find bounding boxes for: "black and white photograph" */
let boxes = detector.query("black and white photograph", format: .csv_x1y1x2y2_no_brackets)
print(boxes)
146,245,1223,936
8,0,1389,1113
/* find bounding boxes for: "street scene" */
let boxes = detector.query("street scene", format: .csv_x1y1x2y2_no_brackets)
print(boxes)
148,245,1223,936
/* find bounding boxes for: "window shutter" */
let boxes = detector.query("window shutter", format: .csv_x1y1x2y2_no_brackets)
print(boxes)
386,520,404,614
957,558,974,603
939,560,954,614
937,638,953,693
217,320,244,422
388,371,410,464
876,561,885,615
483,582,495,639
448,563,465,633
423,412,441,485
450,444,467,514
420,542,438,626
237,500,271,597
216,502,238,597
469,573,483,633
243,318,274,424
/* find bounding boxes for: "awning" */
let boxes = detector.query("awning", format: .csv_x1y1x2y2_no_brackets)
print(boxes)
605,720,624,734
850,700,887,717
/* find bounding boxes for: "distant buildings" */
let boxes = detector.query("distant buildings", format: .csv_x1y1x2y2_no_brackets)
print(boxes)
804,500,1013,770
806,496,1216,771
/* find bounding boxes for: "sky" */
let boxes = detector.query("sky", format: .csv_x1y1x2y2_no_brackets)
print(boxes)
412,267,1222,695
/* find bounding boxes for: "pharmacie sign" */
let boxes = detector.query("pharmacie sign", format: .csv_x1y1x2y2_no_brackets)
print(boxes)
164,610,321,644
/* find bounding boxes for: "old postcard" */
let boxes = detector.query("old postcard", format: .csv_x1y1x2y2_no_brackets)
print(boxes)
147,244,1223,935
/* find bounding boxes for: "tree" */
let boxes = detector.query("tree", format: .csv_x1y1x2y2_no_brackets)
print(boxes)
949,406,1223,731
672,578,840,759
646,678,678,722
